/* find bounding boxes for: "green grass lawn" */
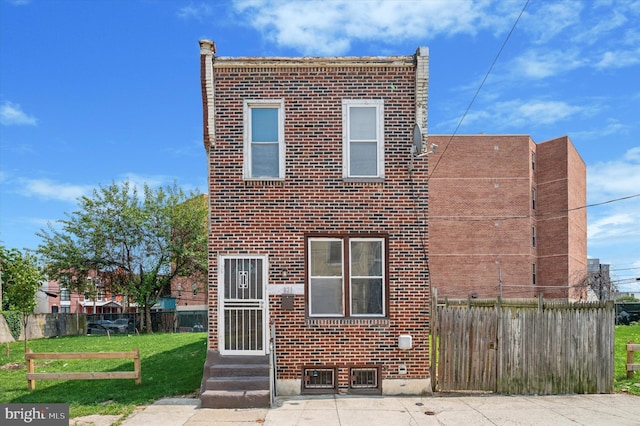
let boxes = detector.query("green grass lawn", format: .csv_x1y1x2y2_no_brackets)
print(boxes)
0,332,207,419
614,322,640,396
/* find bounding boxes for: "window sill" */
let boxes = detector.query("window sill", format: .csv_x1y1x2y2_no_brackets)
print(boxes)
244,179,285,187
305,317,389,326
343,177,385,184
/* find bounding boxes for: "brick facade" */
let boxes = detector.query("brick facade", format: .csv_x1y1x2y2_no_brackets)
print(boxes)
200,42,432,395
428,135,587,300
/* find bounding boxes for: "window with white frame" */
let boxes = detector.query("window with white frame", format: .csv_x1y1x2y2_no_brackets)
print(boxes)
307,236,386,317
244,99,285,179
342,100,384,179
60,288,70,302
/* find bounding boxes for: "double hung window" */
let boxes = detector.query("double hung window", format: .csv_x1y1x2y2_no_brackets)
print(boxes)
244,99,285,179
342,100,384,179
307,236,386,317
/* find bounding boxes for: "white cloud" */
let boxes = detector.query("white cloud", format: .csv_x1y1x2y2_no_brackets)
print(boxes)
18,178,92,203
570,118,630,140
587,147,640,253
588,212,637,241
516,100,584,124
460,99,585,130
511,49,584,79
594,47,640,70
177,3,213,20
570,6,628,45
0,101,37,126
232,0,512,55
588,147,640,201
521,0,583,44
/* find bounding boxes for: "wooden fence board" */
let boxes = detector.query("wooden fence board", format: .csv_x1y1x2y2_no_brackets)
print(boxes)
435,299,614,395
25,348,141,390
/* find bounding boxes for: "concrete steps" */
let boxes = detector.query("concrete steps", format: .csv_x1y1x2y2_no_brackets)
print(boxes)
200,351,271,408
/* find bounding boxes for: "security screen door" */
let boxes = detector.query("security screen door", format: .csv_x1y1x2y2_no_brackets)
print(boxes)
219,256,267,355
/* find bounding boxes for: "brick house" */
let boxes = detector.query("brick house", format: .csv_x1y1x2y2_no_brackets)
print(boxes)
198,40,432,408
40,276,125,315
428,134,587,301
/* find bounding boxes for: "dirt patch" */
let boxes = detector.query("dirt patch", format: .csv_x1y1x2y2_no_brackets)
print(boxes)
1,362,23,370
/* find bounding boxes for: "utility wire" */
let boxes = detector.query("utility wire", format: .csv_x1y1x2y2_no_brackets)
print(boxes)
428,193,640,222
425,0,531,183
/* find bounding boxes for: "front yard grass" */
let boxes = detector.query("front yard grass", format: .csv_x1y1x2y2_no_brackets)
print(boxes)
0,332,207,418
614,322,640,396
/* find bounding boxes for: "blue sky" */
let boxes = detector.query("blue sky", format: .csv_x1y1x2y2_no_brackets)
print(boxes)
1,0,639,291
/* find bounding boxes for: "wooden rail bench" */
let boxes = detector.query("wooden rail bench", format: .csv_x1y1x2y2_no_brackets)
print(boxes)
26,348,141,390
628,340,640,379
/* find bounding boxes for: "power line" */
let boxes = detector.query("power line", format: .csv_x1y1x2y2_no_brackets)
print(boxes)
538,193,640,216
610,267,640,272
426,0,531,183
428,193,640,222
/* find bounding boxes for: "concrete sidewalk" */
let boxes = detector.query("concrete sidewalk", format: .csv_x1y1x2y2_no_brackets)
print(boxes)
80,393,640,426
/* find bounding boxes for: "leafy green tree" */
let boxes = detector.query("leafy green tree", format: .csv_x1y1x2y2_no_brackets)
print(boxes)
37,181,208,333
0,245,45,352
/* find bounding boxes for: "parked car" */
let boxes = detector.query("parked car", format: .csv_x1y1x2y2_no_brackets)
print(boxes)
87,320,128,334
113,318,137,333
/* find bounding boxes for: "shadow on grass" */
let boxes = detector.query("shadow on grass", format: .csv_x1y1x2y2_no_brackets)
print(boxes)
8,336,207,408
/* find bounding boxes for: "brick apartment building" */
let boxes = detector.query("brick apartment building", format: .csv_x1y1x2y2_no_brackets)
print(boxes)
428,134,587,301
198,40,432,407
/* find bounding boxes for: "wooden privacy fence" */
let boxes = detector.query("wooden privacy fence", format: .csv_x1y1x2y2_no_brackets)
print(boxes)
431,295,615,395
26,348,141,390
628,341,640,378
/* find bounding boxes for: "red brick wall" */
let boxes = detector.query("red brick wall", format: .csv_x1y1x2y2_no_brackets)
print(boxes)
207,61,431,390
428,135,537,298
537,136,587,299
428,134,586,300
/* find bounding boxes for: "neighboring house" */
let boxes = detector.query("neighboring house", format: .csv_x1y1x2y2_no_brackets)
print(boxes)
40,274,206,315
170,275,207,311
42,277,125,314
198,40,432,408
428,135,587,301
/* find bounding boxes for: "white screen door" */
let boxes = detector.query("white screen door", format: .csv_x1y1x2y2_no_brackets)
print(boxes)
219,256,267,355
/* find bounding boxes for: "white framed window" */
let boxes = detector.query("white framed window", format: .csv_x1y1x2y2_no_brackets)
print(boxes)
243,99,285,180
342,100,384,179
307,236,386,317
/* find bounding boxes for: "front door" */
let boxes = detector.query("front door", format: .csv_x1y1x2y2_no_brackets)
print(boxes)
219,256,268,355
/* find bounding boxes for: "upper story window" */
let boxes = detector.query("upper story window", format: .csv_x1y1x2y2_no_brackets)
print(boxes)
307,235,387,318
342,100,384,179
243,99,285,180
532,225,536,247
531,150,536,170
532,188,536,210
60,288,70,302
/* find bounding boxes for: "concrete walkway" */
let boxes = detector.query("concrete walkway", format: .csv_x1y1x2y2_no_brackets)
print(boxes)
74,393,640,426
